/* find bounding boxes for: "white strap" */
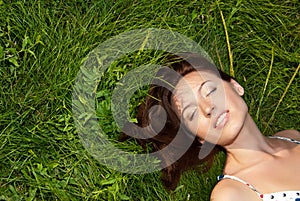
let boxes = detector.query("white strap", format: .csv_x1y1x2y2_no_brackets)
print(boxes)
218,175,263,197
269,136,300,144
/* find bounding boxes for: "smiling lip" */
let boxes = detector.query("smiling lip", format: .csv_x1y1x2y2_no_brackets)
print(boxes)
214,110,230,128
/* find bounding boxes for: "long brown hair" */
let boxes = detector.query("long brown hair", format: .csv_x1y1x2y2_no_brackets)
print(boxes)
120,52,231,190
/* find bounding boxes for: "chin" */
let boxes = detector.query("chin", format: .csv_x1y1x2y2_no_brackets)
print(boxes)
217,114,247,146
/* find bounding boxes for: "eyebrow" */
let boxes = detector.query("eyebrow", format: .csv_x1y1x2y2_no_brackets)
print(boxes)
199,80,211,93
181,80,211,119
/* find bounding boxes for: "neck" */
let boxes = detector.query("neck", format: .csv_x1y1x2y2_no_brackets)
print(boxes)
223,114,277,173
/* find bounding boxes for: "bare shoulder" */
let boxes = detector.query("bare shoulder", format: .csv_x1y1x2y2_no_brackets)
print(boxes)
210,180,240,201
210,179,260,201
274,129,300,141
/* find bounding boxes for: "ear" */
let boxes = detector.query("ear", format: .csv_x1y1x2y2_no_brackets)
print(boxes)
230,79,244,96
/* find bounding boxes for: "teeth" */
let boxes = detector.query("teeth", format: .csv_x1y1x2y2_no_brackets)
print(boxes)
216,113,227,127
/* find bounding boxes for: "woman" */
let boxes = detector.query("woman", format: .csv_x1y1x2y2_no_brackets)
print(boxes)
121,52,300,201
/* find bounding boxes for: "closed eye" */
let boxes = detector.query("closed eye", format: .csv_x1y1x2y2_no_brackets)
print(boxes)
206,87,216,97
182,105,197,121
189,108,198,121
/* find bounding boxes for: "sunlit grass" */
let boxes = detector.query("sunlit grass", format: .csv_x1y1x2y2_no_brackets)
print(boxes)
0,0,299,200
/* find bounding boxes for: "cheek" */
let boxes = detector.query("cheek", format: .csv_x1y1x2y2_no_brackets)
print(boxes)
226,89,248,112
185,117,212,139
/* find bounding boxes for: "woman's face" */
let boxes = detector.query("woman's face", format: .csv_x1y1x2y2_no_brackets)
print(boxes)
172,70,248,146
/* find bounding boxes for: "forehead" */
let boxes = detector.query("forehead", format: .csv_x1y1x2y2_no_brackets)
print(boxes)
172,71,221,112
175,71,219,91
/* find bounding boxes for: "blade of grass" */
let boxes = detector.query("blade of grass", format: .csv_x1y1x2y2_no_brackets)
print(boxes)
219,8,234,77
264,63,300,133
215,44,224,72
256,47,274,120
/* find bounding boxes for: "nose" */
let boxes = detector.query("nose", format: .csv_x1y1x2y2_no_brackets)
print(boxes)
200,98,214,117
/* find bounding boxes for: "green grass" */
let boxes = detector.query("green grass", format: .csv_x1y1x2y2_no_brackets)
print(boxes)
0,0,299,200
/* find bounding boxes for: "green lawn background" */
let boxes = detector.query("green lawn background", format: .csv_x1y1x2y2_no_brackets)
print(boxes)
0,0,299,200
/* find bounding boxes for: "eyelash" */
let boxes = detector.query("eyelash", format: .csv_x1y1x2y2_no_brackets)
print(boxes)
206,87,216,97
189,109,197,121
